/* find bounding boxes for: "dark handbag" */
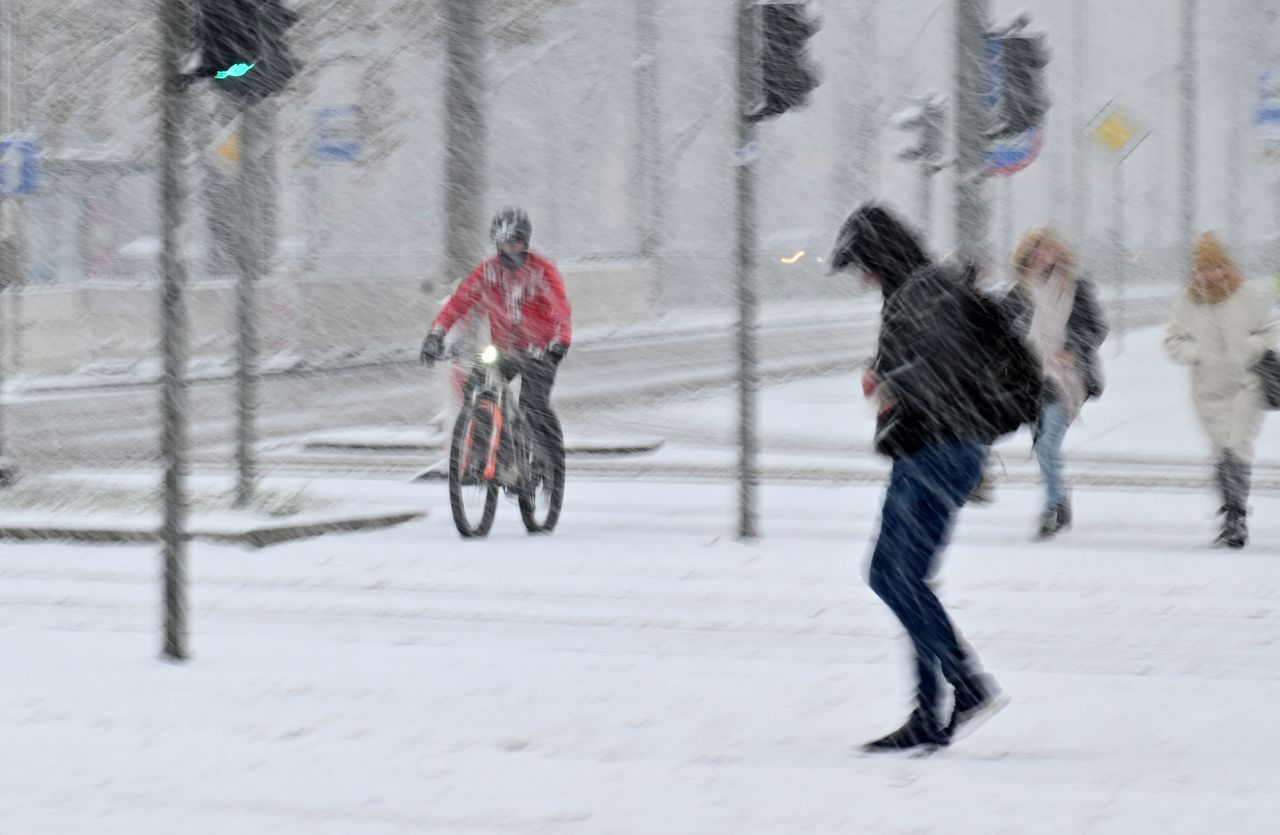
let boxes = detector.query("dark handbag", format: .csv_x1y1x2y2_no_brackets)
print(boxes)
1254,349,1280,411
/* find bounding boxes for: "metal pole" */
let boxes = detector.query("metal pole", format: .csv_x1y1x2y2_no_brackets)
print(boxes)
1071,0,1090,260
1114,158,1126,354
443,0,488,286
954,0,992,266
919,165,932,238
159,0,192,662
999,175,1012,283
636,0,661,261
735,1,759,540
1226,0,1244,254
1178,0,1197,278
234,100,264,508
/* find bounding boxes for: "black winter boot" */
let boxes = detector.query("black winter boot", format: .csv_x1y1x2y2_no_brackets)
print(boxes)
1215,454,1251,549
861,709,948,753
1224,506,1248,549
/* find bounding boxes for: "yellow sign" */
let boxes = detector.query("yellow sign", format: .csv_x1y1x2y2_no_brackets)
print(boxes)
1093,112,1137,153
1087,100,1150,160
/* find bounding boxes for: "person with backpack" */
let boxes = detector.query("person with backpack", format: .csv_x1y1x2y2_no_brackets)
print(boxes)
1003,229,1109,540
830,205,1041,753
1165,232,1277,548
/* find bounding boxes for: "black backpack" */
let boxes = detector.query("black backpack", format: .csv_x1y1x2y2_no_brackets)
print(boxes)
966,289,1043,439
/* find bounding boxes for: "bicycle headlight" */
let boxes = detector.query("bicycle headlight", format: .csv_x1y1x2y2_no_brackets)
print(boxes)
480,345,499,365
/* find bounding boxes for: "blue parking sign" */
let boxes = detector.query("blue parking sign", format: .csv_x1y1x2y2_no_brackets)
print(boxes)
1257,70,1280,161
1257,69,1280,126
313,107,362,163
0,134,39,195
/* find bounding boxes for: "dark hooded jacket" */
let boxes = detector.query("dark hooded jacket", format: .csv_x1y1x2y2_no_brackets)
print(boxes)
832,206,1040,458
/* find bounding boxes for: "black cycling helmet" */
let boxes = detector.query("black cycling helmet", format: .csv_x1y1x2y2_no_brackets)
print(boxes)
490,207,532,246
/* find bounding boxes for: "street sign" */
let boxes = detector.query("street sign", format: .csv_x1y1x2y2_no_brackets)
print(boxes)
1087,99,1150,162
987,126,1044,175
0,134,40,195
313,106,362,163
1256,69,1280,162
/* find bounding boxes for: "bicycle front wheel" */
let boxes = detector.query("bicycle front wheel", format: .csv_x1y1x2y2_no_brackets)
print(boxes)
449,397,500,538
519,417,565,534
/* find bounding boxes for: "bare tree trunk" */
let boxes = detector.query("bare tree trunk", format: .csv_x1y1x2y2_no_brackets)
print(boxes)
443,0,488,285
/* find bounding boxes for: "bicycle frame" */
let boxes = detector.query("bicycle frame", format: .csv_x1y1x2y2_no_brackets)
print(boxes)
447,343,565,537
458,347,528,488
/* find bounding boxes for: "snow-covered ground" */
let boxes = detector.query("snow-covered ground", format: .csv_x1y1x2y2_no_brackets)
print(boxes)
4,326,1280,833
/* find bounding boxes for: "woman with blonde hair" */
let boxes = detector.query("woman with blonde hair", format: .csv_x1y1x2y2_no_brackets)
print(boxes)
1165,232,1277,548
1003,228,1109,539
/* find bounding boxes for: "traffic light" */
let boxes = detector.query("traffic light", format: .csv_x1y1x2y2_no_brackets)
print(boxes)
749,2,821,122
196,0,299,101
893,94,946,164
990,32,1050,138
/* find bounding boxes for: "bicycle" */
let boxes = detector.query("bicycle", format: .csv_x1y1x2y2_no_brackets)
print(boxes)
447,344,566,538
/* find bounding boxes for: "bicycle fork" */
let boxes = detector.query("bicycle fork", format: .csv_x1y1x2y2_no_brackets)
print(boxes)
462,400,505,482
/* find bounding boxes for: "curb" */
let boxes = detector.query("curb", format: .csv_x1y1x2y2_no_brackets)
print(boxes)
0,510,426,548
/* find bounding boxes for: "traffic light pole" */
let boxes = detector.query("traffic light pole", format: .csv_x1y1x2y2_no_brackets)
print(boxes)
234,100,265,509
954,0,993,267
159,0,193,662
918,163,934,238
735,0,760,541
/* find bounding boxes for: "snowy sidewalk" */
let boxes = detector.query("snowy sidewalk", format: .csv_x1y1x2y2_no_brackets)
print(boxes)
0,474,425,546
3,475,1280,833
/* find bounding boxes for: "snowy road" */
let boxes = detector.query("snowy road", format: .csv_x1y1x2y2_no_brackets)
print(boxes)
4,292,1173,476
2,311,875,473
4,477,1280,833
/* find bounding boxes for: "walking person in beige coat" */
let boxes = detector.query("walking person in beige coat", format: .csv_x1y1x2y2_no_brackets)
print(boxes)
1165,233,1278,548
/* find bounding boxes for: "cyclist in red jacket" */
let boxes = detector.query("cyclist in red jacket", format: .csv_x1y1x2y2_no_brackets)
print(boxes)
420,207,573,462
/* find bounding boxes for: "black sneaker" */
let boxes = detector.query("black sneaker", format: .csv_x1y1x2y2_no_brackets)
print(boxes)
1056,497,1072,531
945,674,1009,742
861,710,947,754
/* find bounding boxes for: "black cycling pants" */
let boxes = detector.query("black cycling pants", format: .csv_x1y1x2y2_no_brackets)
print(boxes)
514,356,562,463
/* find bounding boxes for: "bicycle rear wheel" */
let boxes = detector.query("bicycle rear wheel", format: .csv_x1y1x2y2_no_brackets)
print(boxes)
519,416,565,534
449,397,500,537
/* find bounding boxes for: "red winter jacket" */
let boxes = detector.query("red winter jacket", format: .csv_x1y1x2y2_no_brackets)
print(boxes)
431,252,573,352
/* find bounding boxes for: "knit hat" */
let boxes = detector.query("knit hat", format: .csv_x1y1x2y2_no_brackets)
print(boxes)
1189,232,1244,305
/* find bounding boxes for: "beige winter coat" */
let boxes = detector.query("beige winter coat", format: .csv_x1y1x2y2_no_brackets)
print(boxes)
1165,279,1277,460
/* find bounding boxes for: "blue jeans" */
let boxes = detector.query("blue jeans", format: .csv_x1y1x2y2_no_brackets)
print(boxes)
1034,400,1069,511
868,441,986,723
